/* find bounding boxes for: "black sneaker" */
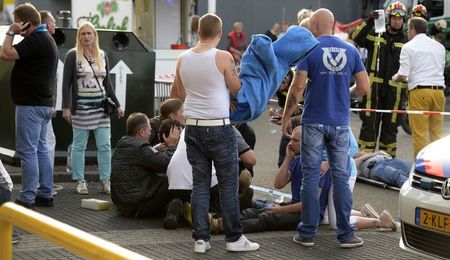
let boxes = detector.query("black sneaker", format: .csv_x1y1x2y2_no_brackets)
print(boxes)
14,199,34,210
339,235,364,248
163,199,183,229
12,230,21,245
35,196,54,207
293,234,315,247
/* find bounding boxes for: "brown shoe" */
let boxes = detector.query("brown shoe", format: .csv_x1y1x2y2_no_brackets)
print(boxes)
360,203,380,219
378,210,397,231
210,217,224,234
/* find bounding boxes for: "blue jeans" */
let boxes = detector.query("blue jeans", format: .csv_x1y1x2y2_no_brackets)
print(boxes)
298,123,354,242
370,159,411,188
185,124,242,242
15,106,53,203
71,127,111,181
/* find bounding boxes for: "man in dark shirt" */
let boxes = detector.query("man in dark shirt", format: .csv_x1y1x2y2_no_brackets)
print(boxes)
111,113,180,219
0,3,58,208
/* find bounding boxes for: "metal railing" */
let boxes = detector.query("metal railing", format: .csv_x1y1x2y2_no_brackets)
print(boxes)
154,78,173,115
0,202,151,260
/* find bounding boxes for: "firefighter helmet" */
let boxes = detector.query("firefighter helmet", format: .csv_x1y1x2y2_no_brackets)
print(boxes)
386,1,407,18
411,4,428,19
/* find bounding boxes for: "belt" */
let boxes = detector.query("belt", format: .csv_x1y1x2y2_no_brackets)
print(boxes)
185,118,230,126
414,85,444,90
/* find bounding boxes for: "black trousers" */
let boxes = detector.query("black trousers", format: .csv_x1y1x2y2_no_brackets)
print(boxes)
358,84,406,157
135,181,171,218
170,185,222,214
0,183,12,205
240,207,300,233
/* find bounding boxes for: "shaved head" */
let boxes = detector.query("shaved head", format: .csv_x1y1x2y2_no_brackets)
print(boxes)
309,8,334,37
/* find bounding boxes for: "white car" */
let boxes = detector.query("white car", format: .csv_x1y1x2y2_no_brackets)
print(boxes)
399,136,450,259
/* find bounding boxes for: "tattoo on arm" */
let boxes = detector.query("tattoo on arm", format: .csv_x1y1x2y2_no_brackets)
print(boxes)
230,58,238,78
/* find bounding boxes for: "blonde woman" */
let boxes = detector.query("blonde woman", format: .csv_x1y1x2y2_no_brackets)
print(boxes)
62,22,124,194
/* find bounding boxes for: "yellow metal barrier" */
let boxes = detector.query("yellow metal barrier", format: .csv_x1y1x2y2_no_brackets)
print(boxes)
0,202,151,260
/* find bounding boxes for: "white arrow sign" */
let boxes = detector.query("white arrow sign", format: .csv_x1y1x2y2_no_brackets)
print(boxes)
110,60,133,111
55,59,64,111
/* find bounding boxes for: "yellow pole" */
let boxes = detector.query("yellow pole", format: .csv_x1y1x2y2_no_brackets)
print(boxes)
0,202,150,260
0,218,12,260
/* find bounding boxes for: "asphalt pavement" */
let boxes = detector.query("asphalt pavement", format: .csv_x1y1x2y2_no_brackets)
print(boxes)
4,107,443,259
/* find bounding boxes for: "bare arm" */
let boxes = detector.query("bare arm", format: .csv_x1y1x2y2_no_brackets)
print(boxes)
350,70,369,98
281,70,307,138
354,151,378,169
239,149,256,168
218,51,241,96
169,57,186,101
265,202,301,214
274,145,295,189
0,24,21,61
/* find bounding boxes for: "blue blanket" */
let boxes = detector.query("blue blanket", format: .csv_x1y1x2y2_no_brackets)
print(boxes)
230,26,318,123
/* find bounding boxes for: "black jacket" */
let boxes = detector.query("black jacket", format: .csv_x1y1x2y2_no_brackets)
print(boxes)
111,135,176,208
352,18,408,88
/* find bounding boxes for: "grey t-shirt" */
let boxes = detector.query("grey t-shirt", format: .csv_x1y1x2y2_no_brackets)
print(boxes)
233,127,251,155
359,154,391,178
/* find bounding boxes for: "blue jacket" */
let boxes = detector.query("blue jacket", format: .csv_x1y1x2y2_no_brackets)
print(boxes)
230,26,318,123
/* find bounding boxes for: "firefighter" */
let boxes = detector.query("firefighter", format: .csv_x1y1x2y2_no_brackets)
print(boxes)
352,1,408,157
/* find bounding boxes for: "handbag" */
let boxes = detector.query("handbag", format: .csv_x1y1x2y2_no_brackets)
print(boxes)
85,54,117,115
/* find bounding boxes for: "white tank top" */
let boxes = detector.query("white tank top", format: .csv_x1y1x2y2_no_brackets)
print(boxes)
180,48,230,119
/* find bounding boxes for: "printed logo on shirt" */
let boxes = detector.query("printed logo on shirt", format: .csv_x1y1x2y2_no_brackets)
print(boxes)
322,47,347,72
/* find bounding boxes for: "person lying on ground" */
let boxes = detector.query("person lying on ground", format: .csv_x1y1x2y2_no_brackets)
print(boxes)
354,150,411,188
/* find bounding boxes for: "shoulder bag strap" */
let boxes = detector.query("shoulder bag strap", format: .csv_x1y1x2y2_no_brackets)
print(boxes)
84,54,106,99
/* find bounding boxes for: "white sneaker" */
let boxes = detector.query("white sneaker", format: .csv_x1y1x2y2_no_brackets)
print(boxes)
194,240,211,253
226,235,260,252
76,180,88,195
100,179,111,195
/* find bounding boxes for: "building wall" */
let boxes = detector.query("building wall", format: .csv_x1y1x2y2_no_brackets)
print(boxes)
17,0,71,27
197,0,363,49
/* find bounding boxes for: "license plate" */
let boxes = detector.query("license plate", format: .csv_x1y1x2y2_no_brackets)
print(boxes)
415,208,450,233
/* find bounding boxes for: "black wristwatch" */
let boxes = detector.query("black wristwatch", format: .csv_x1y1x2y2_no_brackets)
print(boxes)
6,30,15,36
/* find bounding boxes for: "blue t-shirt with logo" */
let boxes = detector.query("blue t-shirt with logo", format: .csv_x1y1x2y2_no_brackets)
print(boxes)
296,36,365,126
289,155,331,220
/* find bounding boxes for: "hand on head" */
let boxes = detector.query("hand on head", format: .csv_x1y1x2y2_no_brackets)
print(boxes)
163,126,181,147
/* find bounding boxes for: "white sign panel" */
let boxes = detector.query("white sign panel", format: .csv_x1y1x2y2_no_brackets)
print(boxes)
71,0,133,30
110,60,133,111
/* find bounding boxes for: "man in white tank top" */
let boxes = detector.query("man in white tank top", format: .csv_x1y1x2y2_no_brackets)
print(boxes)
170,13,259,254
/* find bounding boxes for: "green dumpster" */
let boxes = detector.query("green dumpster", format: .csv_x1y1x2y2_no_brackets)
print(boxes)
0,26,155,164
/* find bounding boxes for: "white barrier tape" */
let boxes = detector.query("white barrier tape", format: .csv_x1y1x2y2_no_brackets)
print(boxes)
157,73,175,79
350,108,450,116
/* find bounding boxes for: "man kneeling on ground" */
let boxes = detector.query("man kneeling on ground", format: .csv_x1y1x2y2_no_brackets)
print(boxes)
111,112,180,219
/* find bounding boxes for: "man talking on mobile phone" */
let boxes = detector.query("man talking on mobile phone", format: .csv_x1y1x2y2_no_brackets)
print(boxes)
0,3,58,209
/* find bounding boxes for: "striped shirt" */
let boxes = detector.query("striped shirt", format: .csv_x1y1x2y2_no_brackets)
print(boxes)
72,51,110,130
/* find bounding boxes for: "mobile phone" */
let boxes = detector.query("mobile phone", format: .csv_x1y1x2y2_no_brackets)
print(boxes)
21,21,30,32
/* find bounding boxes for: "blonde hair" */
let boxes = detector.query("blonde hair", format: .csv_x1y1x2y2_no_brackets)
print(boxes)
75,21,105,69
299,17,310,29
297,8,313,25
